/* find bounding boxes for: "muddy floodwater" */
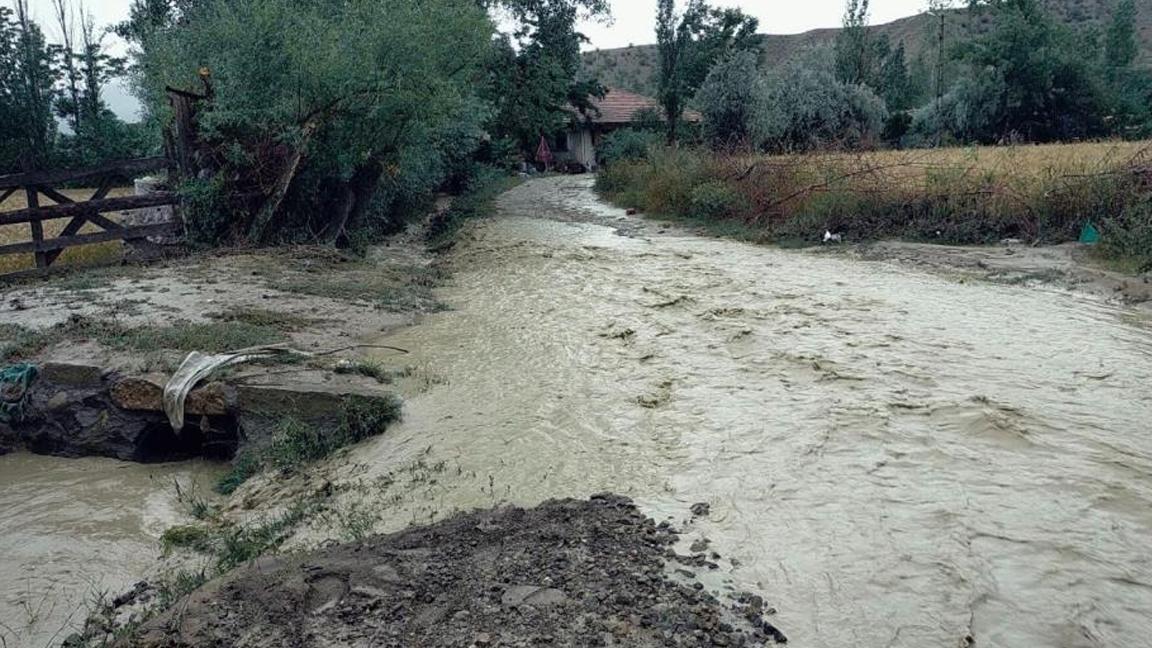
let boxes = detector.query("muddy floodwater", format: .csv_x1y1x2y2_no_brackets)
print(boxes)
4,175,1152,647
345,176,1152,647
0,455,222,647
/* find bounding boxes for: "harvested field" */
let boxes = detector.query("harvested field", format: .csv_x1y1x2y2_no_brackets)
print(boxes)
0,186,134,275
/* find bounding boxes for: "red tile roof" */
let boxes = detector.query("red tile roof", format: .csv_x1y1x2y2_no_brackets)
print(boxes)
583,88,702,125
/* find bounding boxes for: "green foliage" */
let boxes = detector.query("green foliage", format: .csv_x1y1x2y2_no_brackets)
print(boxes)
657,0,759,143
484,0,610,155
1100,201,1152,272
214,394,403,493
131,0,494,244
179,176,239,245
160,525,214,553
915,0,1115,144
426,166,519,247
1105,0,1139,70
696,51,767,149
0,3,57,173
761,47,888,151
2,315,285,364
214,450,260,495
690,181,745,220
598,128,661,166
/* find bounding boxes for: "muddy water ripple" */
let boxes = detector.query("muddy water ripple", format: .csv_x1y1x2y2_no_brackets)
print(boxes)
348,176,1152,647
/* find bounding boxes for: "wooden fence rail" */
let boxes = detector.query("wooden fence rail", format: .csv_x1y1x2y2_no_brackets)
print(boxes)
0,157,179,277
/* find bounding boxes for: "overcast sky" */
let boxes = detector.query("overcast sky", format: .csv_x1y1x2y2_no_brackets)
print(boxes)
17,0,929,119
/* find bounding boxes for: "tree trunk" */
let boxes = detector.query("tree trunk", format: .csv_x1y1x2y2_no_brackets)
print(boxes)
250,117,323,244
320,157,384,246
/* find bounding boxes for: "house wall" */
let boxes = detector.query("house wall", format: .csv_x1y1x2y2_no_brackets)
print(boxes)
565,129,597,170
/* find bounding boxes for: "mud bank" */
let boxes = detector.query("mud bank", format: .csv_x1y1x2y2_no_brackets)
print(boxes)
838,240,1152,308
125,495,786,648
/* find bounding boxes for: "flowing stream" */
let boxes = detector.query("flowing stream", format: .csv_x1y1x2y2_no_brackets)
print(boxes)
0,455,222,647
3,175,1151,647
343,176,1152,647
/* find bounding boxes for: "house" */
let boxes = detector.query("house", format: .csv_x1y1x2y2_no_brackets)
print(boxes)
554,88,702,171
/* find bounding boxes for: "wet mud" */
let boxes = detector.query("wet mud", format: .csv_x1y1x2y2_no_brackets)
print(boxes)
128,495,786,648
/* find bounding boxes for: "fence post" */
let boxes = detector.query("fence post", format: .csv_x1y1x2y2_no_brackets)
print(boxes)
25,188,48,269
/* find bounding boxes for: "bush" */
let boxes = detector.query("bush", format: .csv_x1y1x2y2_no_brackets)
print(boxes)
598,129,661,166
697,51,768,149
179,176,239,246
690,181,745,220
761,46,889,151
1100,201,1152,271
215,393,404,493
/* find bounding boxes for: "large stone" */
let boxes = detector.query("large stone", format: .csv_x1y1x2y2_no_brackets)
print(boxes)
0,422,16,455
234,381,397,446
110,376,235,416
14,369,239,462
39,362,105,388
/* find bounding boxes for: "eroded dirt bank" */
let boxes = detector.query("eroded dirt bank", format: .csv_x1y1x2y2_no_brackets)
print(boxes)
129,495,785,648
281,176,1152,647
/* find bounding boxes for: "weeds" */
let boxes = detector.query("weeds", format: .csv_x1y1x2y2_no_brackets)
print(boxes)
206,308,317,331
278,264,446,312
426,170,522,249
0,315,288,363
334,358,395,383
597,142,1152,269
214,394,403,494
214,450,261,495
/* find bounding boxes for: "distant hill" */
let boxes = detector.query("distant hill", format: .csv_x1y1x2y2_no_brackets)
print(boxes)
581,0,1152,98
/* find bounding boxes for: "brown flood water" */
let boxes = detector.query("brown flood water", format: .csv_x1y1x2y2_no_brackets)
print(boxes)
340,176,1152,647
0,455,222,647
3,175,1151,647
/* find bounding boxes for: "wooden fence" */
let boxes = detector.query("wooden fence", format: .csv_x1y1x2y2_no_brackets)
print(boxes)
0,157,180,278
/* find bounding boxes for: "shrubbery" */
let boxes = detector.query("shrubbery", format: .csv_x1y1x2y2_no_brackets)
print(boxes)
596,142,1152,262
598,128,662,166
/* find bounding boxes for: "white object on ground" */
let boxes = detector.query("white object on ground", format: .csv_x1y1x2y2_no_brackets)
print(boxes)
162,345,309,431
824,231,843,244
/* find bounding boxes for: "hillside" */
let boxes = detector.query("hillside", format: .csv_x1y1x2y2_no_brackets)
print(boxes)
581,0,1152,98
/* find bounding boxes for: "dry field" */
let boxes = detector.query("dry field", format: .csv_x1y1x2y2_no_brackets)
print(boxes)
0,187,133,275
599,139,1152,251
734,140,1152,192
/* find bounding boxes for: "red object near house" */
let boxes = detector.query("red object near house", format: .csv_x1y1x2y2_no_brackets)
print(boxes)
535,135,554,167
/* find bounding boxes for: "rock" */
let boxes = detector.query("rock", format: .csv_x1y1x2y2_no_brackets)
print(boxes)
39,362,105,388
120,496,775,648
502,585,568,607
0,422,16,455
110,376,234,416
690,503,711,518
15,370,236,463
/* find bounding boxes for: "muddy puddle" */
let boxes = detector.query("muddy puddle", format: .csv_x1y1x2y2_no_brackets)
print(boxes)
0,454,222,647
338,176,1152,647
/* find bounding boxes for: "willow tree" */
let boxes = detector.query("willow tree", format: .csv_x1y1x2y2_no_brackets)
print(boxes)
130,0,495,244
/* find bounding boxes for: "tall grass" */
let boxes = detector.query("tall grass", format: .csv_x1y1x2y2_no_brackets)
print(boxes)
597,142,1152,267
